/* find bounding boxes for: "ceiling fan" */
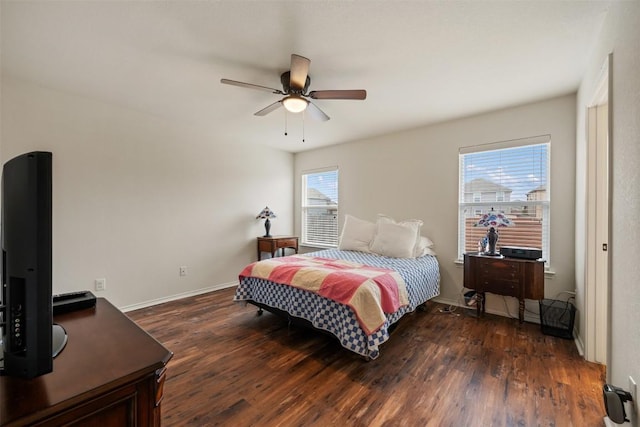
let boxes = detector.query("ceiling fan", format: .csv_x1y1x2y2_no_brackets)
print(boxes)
220,54,367,121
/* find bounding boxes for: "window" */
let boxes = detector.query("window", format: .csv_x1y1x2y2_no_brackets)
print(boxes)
458,136,550,263
302,168,338,247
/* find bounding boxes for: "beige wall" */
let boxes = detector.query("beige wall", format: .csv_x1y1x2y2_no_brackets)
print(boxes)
295,94,577,319
576,0,640,398
1,76,294,309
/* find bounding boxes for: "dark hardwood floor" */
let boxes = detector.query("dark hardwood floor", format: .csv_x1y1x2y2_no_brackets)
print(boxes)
127,287,606,426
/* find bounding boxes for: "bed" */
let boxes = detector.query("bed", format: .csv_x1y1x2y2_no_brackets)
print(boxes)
233,248,440,359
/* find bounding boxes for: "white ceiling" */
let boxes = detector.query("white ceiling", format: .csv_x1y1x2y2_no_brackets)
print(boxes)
1,1,610,153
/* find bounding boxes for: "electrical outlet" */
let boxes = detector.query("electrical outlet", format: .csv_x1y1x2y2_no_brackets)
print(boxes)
179,266,187,277
630,376,637,424
95,278,106,291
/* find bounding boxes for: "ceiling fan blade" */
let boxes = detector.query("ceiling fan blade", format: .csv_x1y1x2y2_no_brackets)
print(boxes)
308,90,367,100
254,101,283,116
306,102,330,122
221,78,282,94
289,54,310,91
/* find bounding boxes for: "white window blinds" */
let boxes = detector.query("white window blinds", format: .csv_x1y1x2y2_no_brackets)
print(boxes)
302,168,339,247
458,136,550,263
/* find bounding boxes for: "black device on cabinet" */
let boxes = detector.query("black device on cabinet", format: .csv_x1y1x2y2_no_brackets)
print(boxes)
0,151,65,379
500,246,543,260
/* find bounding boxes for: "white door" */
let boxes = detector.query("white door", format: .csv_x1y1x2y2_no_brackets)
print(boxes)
585,57,610,366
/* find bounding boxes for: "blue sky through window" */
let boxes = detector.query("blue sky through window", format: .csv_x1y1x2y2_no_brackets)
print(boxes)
463,144,548,201
306,170,338,203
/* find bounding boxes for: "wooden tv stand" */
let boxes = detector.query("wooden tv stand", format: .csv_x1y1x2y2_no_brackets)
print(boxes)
0,298,172,426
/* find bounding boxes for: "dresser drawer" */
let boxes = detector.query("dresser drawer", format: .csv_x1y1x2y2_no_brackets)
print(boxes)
478,259,518,272
479,265,519,280
481,279,520,298
276,238,298,248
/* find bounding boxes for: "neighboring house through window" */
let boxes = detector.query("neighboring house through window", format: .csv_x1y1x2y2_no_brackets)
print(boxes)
458,136,550,263
301,168,338,247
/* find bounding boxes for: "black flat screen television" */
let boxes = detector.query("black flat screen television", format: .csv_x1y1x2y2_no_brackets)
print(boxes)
0,151,66,379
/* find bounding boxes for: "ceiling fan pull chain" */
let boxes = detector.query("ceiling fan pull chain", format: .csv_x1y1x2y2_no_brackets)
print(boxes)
284,110,288,136
302,110,305,143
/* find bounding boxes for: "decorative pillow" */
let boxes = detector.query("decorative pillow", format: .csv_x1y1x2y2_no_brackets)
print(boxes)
373,214,423,257
338,215,376,253
414,236,435,257
369,218,423,258
420,236,434,248
416,245,437,257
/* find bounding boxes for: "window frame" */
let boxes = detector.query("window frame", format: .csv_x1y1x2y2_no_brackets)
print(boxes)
301,167,339,248
458,135,551,265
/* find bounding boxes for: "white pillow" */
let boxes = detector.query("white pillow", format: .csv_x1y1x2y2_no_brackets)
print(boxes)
419,236,434,248
369,219,422,258
416,245,437,257
374,214,423,257
414,236,435,257
338,215,376,253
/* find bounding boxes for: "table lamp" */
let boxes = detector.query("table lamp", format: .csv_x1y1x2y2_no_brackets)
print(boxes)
256,206,277,237
474,208,514,255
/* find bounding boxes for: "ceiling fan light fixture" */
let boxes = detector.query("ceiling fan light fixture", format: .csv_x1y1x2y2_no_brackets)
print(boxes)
282,95,308,113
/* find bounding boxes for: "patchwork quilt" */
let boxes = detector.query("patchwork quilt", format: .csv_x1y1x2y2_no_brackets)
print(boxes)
239,255,409,334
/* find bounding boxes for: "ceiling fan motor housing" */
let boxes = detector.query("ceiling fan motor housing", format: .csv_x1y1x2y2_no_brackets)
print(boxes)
281,71,310,94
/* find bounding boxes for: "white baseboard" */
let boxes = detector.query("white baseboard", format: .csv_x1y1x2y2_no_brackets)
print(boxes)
120,281,238,312
573,331,585,356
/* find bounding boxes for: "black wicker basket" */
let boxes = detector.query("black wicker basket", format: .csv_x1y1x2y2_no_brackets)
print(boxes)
539,298,576,339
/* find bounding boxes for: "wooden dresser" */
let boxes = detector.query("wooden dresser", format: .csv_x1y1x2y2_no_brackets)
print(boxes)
463,253,545,322
0,298,172,426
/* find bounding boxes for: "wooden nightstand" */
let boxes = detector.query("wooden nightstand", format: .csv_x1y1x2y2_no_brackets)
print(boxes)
257,236,299,260
463,252,544,323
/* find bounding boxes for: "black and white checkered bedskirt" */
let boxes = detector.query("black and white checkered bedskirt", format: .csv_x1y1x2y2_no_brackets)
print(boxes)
234,249,440,359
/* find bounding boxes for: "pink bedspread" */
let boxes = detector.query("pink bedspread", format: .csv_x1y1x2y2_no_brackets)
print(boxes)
239,255,409,334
